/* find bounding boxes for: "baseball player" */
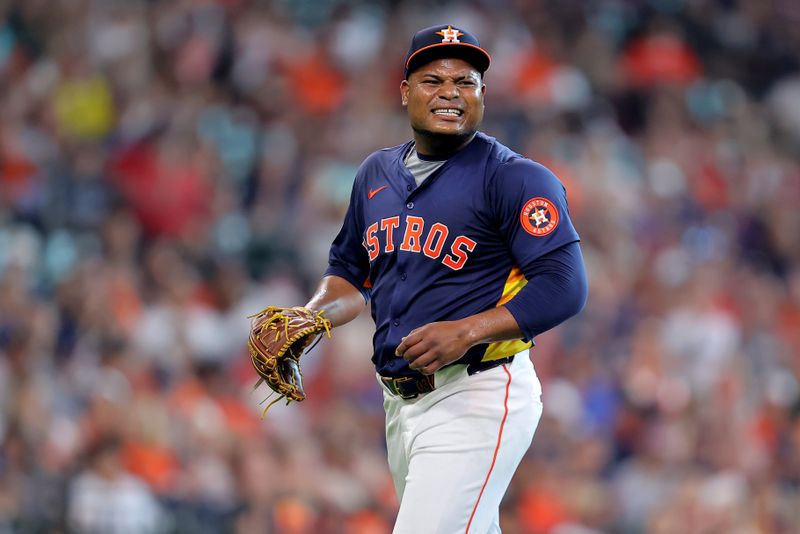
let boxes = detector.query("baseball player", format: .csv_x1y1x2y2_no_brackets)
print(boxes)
303,25,588,533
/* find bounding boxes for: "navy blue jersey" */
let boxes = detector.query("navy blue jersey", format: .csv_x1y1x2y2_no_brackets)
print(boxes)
325,132,580,377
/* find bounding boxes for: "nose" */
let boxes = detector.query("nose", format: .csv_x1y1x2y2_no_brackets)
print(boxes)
437,80,459,100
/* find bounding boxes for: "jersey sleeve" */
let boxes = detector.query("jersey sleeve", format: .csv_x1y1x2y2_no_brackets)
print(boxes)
503,241,588,341
489,157,580,270
324,168,371,302
489,158,584,340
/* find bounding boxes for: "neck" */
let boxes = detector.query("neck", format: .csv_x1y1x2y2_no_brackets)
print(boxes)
412,130,477,158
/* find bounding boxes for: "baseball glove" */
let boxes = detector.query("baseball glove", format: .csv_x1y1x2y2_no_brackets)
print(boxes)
247,306,332,415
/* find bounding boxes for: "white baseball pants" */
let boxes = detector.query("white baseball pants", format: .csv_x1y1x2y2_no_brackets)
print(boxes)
382,351,543,534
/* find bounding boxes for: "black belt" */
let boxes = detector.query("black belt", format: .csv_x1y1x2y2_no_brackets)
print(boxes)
380,356,514,400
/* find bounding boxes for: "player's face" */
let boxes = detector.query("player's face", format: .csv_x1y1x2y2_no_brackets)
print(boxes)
401,58,485,142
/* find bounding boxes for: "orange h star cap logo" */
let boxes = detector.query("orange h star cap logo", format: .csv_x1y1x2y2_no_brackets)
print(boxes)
436,25,463,43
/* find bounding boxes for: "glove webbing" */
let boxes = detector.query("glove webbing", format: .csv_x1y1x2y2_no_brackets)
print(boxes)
249,307,332,351
253,331,329,417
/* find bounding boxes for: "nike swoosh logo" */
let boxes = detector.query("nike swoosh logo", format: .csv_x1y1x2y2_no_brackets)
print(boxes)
368,185,389,200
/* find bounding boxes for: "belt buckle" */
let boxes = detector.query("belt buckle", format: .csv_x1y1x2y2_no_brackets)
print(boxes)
382,376,419,400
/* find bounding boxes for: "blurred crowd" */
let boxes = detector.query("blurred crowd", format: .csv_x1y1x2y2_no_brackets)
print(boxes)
1,0,800,532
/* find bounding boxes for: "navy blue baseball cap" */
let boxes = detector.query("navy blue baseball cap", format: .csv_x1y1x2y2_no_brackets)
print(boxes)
404,24,491,78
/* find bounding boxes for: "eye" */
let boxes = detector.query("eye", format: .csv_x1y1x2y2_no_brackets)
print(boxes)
458,79,477,87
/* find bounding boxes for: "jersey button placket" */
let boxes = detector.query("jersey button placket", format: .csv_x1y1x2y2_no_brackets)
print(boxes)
392,190,415,333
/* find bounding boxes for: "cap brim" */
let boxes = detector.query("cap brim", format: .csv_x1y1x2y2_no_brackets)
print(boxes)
405,43,491,78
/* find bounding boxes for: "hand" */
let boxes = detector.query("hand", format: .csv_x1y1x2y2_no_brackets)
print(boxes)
395,320,474,375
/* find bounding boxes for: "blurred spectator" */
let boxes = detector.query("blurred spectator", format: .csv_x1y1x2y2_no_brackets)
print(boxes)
67,435,166,533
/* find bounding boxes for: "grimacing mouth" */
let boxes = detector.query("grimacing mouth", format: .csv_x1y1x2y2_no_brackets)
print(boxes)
430,108,463,116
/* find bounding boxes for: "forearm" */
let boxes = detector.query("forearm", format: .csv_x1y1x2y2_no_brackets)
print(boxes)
397,243,587,374
305,275,368,327
458,306,523,346
459,243,587,346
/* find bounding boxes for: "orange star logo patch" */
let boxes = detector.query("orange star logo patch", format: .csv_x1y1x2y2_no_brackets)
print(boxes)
520,197,559,236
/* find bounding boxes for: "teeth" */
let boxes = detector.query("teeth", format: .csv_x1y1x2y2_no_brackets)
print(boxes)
433,109,462,116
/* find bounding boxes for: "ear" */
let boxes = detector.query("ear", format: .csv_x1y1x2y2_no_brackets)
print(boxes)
400,79,410,107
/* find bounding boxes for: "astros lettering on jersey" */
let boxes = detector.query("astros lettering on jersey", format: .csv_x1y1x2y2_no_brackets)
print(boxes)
326,132,580,377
